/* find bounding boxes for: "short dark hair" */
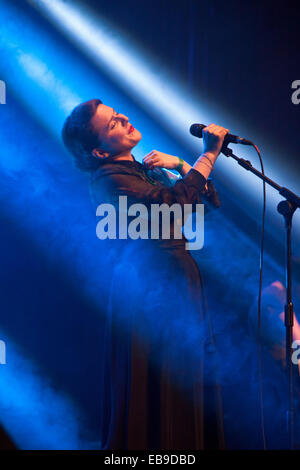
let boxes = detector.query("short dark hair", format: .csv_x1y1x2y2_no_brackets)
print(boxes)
62,99,103,172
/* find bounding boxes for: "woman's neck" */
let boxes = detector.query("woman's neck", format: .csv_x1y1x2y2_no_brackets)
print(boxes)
110,151,134,162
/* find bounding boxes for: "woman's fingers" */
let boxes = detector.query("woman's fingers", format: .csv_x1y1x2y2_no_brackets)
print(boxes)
203,124,229,136
145,160,159,168
143,151,160,167
142,150,157,161
144,155,157,162
142,151,181,171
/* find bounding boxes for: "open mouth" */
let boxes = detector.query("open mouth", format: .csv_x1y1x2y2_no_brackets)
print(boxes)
128,125,134,134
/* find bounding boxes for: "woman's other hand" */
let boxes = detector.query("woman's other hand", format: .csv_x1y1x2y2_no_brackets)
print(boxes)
143,151,181,170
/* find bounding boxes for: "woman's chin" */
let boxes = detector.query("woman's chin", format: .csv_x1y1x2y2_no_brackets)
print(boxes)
133,129,142,141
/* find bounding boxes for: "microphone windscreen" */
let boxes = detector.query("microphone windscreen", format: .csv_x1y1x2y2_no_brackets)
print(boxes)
189,123,206,138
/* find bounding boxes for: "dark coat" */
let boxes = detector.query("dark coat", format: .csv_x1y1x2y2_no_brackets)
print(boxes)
90,156,223,449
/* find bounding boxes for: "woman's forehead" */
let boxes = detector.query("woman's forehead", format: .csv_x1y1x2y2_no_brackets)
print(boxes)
92,103,114,129
96,104,114,119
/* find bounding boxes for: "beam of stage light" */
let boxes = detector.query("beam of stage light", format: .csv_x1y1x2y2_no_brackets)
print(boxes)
0,331,91,449
28,0,300,243
0,4,81,135
0,1,195,302
0,0,180,160
27,0,227,151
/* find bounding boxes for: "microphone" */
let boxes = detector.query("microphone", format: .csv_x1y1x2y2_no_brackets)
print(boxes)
190,123,253,146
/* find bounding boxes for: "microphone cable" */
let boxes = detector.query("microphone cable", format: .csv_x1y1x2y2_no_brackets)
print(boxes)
252,143,267,450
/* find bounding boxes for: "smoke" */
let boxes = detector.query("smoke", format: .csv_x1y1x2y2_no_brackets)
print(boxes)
0,331,99,449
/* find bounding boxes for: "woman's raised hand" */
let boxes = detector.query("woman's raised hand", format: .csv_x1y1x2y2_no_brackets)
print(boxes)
202,124,229,161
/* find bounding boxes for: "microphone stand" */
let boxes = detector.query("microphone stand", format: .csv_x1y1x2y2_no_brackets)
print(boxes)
222,145,300,449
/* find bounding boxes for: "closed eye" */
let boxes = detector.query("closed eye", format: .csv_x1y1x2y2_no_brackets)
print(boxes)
110,112,119,129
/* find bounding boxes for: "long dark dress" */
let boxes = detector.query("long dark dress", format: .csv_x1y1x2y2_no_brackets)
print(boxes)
90,155,223,449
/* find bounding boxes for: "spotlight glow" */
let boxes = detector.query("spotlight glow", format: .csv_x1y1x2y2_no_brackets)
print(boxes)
18,53,80,114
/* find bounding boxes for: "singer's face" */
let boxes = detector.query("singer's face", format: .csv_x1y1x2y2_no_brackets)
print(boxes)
90,103,141,156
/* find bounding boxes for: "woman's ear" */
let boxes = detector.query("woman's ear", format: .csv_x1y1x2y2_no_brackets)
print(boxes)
92,148,110,159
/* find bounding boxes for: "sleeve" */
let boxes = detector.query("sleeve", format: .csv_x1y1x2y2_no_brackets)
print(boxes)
153,169,221,210
97,168,208,210
202,179,221,210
